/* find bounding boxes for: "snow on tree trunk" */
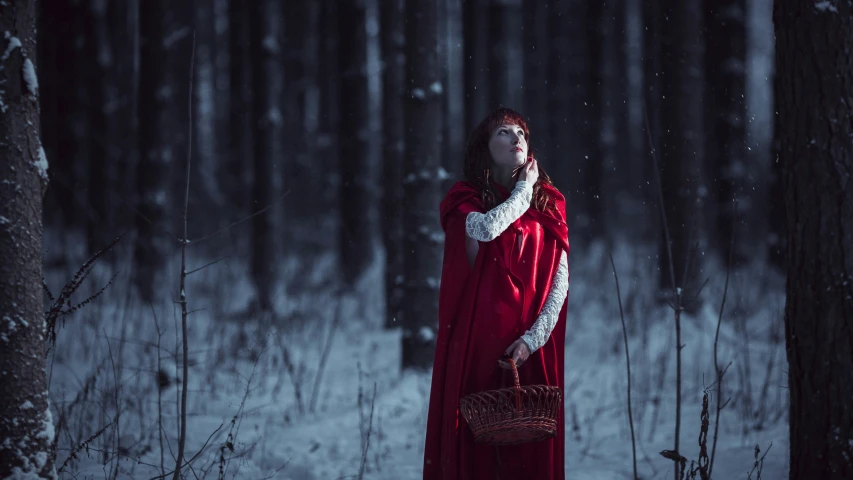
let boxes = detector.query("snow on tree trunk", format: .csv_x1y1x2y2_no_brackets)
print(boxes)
402,0,445,370
0,2,57,478
774,1,853,477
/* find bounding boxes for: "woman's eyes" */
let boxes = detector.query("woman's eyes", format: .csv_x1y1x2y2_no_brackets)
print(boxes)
498,129,525,137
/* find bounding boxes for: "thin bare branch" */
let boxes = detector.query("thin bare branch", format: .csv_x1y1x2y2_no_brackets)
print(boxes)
189,190,290,246
609,253,639,480
186,256,231,276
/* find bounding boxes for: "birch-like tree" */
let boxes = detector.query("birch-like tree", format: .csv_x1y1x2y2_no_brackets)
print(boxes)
0,2,57,477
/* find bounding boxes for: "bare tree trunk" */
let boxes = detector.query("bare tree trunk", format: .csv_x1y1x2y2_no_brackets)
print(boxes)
381,0,405,329
641,0,662,242
441,0,464,188
767,78,785,271
402,0,444,370
284,0,322,238
228,0,252,214
488,0,523,111
134,1,191,304
134,0,169,304
338,0,375,286
705,0,748,264
463,0,489,131
774,2,853,478
249,0,282,312
523,1,552,174
600,0,630,239
0,3,56,477
193,0,224,211
657,0,706,306
85,0,112,254
317,0,339,217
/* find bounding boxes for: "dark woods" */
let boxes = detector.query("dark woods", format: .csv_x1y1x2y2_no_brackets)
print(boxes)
37,0,779,358
5,0,847,476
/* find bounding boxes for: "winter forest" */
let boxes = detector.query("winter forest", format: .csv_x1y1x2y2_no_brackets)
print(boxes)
1,0,852,478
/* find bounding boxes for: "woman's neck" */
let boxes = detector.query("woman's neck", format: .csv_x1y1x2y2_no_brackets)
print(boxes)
491,165,517,191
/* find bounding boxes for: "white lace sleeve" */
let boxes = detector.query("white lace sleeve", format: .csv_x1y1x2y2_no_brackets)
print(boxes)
464,180,532,242
521,250,569,353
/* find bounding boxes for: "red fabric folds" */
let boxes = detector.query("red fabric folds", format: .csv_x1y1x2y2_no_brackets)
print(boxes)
423,181,570,480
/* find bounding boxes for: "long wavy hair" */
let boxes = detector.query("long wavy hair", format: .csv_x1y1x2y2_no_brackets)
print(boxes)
463,108,556,212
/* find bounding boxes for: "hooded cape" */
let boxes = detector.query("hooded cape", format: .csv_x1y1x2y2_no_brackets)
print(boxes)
423,180,570,480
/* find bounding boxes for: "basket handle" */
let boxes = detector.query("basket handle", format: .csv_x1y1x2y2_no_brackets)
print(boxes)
497,355,522,413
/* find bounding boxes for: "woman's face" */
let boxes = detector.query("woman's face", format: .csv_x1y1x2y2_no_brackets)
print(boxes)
488,123,528,169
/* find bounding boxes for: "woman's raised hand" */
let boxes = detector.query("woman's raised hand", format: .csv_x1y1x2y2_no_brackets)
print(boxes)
517,158,539,184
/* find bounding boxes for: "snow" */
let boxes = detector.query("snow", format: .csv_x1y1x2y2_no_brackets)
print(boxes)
22,58,37,96
20,400,34,409
1,34,21,62
34,145,48,180
44,237,790,479
814,1,838,13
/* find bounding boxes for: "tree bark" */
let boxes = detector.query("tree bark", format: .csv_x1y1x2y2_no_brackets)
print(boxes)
657,0,706,304
705,0,749,264
249,0,282,312
338,0,375,286
402,0,444,370
774,2,853,478
381,0,405,329
0,2,56,477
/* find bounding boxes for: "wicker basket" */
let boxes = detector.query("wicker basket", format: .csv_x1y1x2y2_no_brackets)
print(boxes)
459,357,562,446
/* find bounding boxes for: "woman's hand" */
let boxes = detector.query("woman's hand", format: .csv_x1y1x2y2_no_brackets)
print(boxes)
517,158,539,184
505,338,531,367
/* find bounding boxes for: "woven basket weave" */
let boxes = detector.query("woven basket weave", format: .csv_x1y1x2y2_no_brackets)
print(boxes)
459,357,562,446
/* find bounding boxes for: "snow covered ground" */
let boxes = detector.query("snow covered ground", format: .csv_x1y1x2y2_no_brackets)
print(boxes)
46,238,789,479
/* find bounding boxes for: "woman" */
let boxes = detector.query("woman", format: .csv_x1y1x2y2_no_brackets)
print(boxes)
423,108,570,479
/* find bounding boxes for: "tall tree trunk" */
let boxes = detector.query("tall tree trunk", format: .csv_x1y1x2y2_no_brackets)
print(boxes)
135,0,189,304
582,0,605,240
193,0,224,212
488,0,523,111
775,2,853,478
249,0,282,312
441,0,464,187
85,0,112,254
402,0,444,370
767,80,785,271
657,0,706,305
0,3,56,477
284,0,322,238
338,0,375,286
642,0,662,243
381,0,405,329
317,0,339,217
705,0,748,264
600,0,630,240
549,0,601,240
463,0,489,130
523,1,552,174
228,0,252,214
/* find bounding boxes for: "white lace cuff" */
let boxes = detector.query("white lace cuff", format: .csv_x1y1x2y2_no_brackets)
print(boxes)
520,250,569,353
464,180,532,242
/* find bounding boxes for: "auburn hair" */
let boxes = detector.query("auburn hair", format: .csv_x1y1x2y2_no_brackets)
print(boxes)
462,107,556,213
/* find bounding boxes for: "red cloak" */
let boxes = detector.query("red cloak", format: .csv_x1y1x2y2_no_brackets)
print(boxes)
423,180,570,480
